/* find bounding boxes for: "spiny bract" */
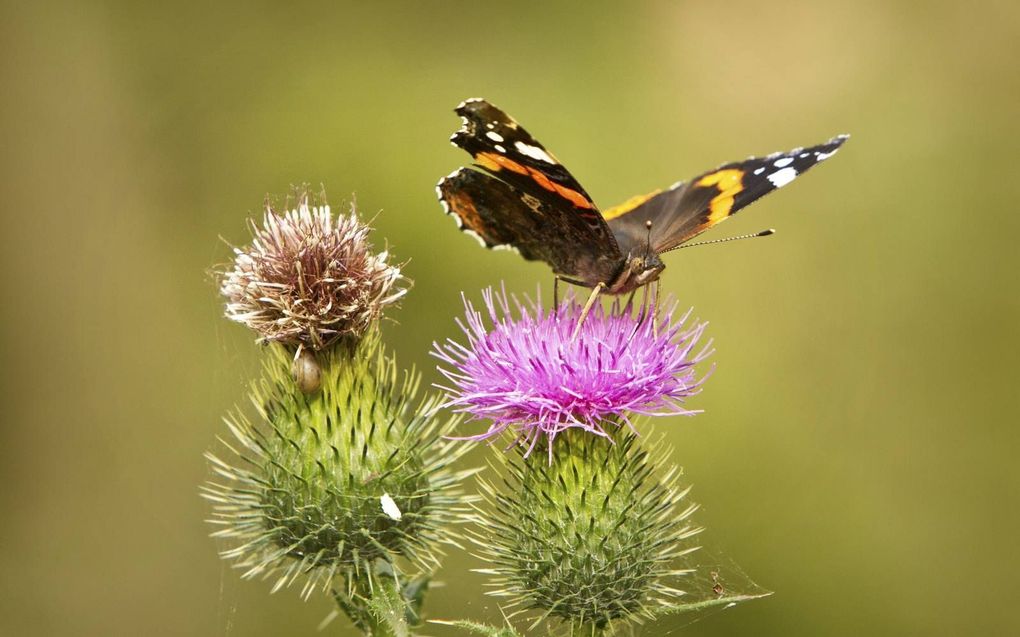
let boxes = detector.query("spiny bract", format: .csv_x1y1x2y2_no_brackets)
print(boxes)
203,334,474,599
473,429,703,630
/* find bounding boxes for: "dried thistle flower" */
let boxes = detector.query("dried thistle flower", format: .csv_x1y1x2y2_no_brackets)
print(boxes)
220,192,407,349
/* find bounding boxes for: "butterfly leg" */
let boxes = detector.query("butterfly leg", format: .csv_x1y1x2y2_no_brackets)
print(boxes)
652,279,661,337
571,282,606,341
553,276,560,307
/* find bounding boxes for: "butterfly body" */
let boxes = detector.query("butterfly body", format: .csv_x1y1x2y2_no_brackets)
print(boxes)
437,98,847,294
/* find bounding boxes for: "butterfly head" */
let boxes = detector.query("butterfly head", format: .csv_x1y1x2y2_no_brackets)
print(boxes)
609,249,665,294
608,219,664,293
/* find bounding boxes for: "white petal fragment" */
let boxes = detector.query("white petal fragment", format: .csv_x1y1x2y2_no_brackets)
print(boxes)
380,493,402,520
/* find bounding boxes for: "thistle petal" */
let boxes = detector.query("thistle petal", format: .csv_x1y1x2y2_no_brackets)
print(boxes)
432,287,713,453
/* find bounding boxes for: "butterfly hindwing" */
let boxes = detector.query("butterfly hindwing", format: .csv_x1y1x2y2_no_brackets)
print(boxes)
437,167,623,287
607,135,849,255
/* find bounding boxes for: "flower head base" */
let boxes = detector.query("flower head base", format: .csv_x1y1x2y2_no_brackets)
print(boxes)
220,192,407,349
474,430,704,630
433,287,713,455
203,334,475,600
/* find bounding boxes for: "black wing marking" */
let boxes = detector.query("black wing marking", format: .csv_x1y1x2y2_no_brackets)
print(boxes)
607,135,849,256
437,167,623,287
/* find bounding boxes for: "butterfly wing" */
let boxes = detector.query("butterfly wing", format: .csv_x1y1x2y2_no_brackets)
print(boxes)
450,98,615,238
606,135,848,255
437,168,623,287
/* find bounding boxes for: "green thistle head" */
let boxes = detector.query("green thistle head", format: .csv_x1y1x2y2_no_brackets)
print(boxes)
473,429,702,632
203,333,474,599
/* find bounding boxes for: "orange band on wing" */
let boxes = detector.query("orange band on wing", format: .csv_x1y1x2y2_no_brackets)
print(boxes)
696,169,745,223
477,152,529,175
476,152,594,210
601,190,662,221
549,181,593,209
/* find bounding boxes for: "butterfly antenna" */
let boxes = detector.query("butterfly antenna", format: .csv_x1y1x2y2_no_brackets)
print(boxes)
645,220,654,251
675,228,775,250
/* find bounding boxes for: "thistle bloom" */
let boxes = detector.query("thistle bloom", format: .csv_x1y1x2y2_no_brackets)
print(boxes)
220,193,407,349
433,287,713,455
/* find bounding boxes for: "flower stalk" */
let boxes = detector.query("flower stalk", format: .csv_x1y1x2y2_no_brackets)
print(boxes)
434,287,767,633
206,193,472,633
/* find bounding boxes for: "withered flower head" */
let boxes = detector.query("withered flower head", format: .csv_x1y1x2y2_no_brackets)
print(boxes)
220,192,407,349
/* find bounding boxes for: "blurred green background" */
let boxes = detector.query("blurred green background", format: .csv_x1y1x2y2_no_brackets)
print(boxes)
2,0,1018,635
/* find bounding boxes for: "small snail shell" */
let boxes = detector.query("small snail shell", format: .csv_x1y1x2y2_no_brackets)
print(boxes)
291,348,322,394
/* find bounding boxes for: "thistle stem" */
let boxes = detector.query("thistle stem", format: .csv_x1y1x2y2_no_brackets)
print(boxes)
333,573,410,637
569,623,605,637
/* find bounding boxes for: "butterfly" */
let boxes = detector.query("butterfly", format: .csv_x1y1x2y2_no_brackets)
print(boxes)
437,98,847,296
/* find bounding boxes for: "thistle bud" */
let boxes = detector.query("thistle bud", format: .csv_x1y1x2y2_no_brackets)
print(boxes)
203,332,474,601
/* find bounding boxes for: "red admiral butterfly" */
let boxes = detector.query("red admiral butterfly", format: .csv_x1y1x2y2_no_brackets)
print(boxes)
437,98,847,296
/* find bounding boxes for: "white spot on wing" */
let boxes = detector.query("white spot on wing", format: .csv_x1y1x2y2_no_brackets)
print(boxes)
486,131,504,142
494,144,506,153
767,167,798,188
773,157,794,168
815,149,838,161
753,167,765,175
380,493,402,520
799,152,809,158
514,141,555,163
493,244,521,254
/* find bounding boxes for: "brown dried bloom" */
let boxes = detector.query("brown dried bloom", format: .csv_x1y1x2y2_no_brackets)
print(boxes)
220,193,407,349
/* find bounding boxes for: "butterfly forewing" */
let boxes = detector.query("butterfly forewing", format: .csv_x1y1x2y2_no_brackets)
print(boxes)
450,99,611,231
607,135,848,256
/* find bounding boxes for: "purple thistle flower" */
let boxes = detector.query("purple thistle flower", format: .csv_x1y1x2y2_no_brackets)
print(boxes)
432,286,713,457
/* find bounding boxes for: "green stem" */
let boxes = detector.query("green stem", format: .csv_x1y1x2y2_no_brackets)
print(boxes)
569,623,605,637
333,570,413,637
